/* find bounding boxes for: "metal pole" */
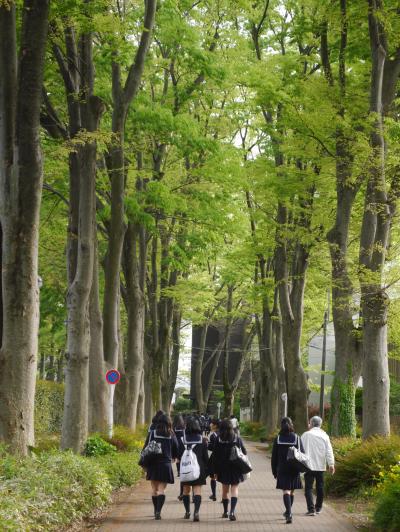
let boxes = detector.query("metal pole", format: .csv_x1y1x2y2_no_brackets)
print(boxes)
108,385,115,439
249,357,253,421
281,393,288,417
319,290,330,418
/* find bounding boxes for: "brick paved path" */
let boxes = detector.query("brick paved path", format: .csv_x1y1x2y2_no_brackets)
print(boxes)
99,442,354,531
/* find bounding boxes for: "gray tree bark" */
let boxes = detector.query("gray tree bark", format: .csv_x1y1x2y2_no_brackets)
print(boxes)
0,0,50,455
359,1,400,438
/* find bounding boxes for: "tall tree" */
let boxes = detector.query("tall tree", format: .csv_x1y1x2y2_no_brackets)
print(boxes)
0,0,50,455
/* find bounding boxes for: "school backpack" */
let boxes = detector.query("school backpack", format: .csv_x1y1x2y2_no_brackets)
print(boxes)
180,443,200,482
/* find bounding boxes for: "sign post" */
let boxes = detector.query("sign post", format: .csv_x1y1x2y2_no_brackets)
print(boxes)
105,369,121,438
281,392,288,418
217,402,222,419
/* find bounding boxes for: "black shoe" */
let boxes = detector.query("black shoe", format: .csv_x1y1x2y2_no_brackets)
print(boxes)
286,514,292,524
222,512,229,518
306,510,316,516
229,514,236,521
209,495,217,501
155,512,161,520
193,513,200,522
184,512,190,519
315,508,322,514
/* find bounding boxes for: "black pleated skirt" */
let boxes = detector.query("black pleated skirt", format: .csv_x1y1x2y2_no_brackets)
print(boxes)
276,471,302,490
146,461,174,484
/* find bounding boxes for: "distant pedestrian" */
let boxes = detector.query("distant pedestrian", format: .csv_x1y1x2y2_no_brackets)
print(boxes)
230,414,239,435
271,417,304,524
207,418,220,501
301,416,335,516
178,417,209,521
142,414,179,520
211,419,248,521
173,414,185,501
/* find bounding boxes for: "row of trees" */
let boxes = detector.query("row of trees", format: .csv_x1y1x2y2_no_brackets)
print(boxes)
1,0,400,455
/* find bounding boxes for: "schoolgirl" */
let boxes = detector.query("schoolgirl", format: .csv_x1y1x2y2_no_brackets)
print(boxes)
173,414,185,500
207,418,220,501
211,419,247,521
178,416,209,522
143,414,179,520
271,417,305,524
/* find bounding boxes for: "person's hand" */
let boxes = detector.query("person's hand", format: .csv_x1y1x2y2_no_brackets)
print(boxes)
329,465,335,475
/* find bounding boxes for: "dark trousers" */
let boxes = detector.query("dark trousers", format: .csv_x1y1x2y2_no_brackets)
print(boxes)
304,471,324,511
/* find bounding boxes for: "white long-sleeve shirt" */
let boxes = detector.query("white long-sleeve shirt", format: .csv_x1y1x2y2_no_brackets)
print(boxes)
301,427,335,471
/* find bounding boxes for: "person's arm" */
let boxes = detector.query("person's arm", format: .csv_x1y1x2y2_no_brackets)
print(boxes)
271,438,278,478
142,431,150,450
203,441,209,466
326,436,335,473
299,435,305,453
239,438,247,455
171,435,179,460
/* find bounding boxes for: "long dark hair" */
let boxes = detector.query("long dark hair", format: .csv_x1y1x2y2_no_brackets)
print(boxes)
185,416,202,435
152,410,165,425
280,417,294,435
219,419,235,442
173,414,185,430
156,414,173,437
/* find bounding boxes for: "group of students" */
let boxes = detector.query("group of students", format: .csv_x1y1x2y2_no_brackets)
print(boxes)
141,411,335,525
141,411,247,522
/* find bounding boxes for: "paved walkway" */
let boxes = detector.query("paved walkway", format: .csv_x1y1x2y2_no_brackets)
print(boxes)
99,442,354,531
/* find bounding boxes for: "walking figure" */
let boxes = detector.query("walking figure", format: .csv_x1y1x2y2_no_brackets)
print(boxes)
142,414,179,520
301,416,335,516
178,417,209,521
271,417,304,524
210,419,248,521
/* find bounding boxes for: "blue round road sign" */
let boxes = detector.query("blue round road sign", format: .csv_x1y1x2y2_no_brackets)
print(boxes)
106,369,121,385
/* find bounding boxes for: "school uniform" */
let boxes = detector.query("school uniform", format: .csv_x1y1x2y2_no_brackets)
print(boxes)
207,431,218,476
211,436,247,485
271,432,304,490
144,430,179,484
178,432,209,486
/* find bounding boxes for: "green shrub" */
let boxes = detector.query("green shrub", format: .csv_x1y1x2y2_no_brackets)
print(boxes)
240,421,270,441
331,436,362,458
35,380,64,435
173,397,192,412
0,451,112,531
373,459,400,531
326,435,400,496
85,435,117,457
102,425,145,452
95,450,143,488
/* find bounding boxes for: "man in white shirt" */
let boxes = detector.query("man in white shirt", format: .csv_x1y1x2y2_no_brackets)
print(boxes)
301,416,335,516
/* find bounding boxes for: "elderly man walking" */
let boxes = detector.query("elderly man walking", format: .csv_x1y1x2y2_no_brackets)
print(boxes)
301,416,335,516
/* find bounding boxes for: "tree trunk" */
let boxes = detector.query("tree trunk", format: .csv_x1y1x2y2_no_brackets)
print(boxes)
275,203,309,434
103,0,157,372
0,0,49,455
358,2,400,438
192,324,208,412
61,137,97,452
88,235,110,433
116,222,146,430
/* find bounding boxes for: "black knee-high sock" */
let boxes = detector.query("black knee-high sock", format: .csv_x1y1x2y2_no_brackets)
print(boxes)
290,494,294,507
222,499,229,513
283,494,291,515
230,497,238,514
182,495,190,513
156,494,166,513
194,495,202,513
152,496,157,514
211,479,216,496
